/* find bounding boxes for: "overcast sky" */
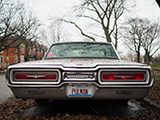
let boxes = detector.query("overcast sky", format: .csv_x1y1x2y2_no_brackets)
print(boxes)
20,0,160,23
20,0,160,56
21,0,160,20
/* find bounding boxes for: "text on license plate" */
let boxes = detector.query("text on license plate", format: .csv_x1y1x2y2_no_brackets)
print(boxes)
67,86,93,97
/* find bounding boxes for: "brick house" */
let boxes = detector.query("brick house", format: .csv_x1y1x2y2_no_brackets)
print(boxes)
25,41,47,61
0,36,47,69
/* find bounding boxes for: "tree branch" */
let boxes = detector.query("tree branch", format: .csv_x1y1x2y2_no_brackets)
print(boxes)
61,19,95,41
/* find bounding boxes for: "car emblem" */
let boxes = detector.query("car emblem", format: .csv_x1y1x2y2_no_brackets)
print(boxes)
26,75,46,78
114,75,133,78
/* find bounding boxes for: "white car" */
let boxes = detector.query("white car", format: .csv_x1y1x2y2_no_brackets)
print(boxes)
6,42,154,104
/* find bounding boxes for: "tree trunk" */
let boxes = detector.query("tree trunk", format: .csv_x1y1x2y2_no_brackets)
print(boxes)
115,23,118,49
137,44,141,63
17,47,20,63
25,51,29,61
104,27,112,43
145,50,151,65
25,44,30,61
137,52,140,63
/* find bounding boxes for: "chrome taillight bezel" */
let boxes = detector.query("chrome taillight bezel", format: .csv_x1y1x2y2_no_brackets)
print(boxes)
102,72,145,81
98,69,150,85
10,69,61,85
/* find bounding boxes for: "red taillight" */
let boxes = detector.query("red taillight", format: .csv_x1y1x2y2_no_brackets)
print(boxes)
102,72,145,81
14,72,57,81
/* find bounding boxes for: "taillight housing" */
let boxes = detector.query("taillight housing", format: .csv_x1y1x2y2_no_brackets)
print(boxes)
102,72,145,81
10,69,61,84
98,69,150,85
14,72,58,81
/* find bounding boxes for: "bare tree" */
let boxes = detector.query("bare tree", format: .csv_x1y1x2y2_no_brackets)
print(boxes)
40,21,65,47
121,18,143,62
121,50,136,61
121,18,160,64
112,0,125,49
142,20,160,64
18,8,41,61
0,0,23,52
48,22,64,43
0,0,40,53
60,0,126,49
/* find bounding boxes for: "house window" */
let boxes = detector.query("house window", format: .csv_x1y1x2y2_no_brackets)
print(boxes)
15,48,17,53
21,48,24,53
20,55,24,62
0,56,4,63
15,56,18,63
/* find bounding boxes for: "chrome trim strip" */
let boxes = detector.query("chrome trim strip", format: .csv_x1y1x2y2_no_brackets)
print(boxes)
6,81,153,88
98,69,150,85
63,72,97,81
8,64,152,71
10,69,61,85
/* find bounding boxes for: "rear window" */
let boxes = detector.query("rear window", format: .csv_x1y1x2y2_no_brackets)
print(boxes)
45,43,118,59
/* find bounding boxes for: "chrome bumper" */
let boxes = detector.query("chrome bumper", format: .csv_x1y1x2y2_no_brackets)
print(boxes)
8,82,151,100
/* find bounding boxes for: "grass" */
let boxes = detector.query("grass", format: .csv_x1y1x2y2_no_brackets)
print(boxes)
155,74,160,79
151,64,160,71
151,64,160,88
150,64,160,83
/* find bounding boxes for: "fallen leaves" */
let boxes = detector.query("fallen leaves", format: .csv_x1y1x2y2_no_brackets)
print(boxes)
0,98,36,120
147,80,160,105
0,77,160,119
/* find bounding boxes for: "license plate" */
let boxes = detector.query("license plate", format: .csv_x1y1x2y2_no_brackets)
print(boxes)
67,85,93,97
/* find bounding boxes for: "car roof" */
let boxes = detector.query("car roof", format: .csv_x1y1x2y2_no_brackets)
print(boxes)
51,41,111,45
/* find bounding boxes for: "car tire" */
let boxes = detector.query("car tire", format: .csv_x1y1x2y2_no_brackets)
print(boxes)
115,100,129,105
35,99,49,105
